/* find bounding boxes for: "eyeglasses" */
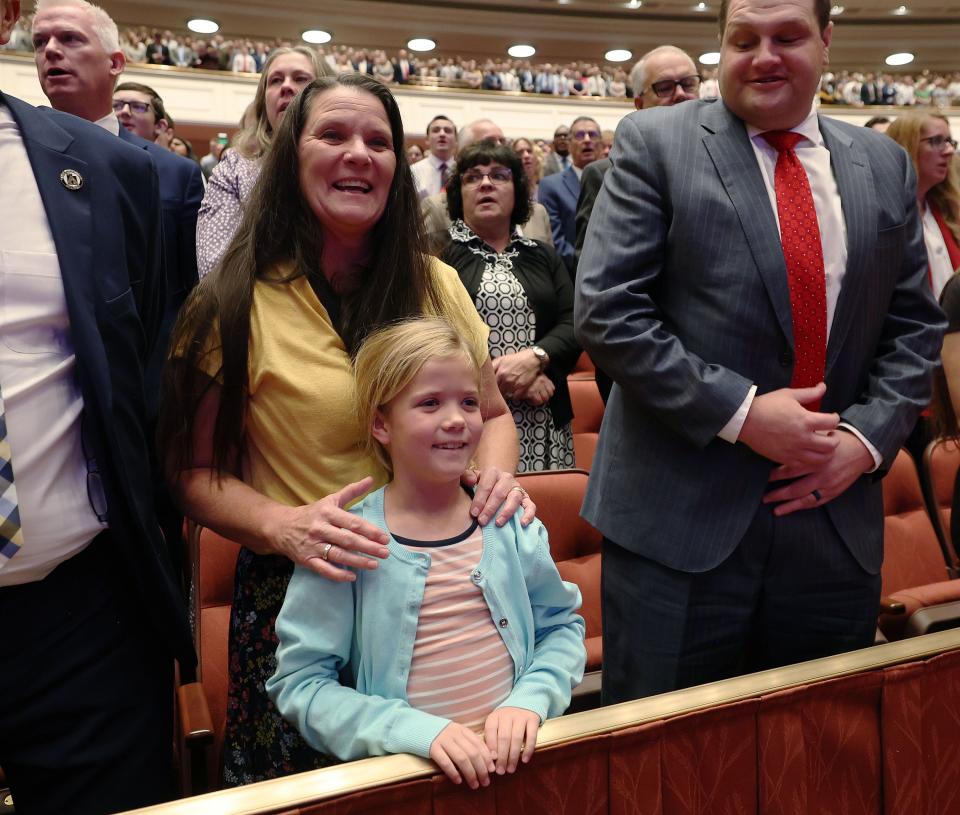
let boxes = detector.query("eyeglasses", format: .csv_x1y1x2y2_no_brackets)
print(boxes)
572,129,600,141
81,412,109,524
462,167,513,187
112,99,152,114
920,135,958,151
645,74,703,98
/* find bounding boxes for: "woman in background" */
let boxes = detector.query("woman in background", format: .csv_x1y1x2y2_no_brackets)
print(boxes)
511,137,543,201
440,142,579,472
887,112,960,297
196,46,329,277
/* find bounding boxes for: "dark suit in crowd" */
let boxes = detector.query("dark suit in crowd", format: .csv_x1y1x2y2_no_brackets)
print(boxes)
538,164,581,274
0,92,194,815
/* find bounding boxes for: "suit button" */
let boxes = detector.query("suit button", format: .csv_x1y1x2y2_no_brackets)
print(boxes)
779,350,793,367
499,618,509,628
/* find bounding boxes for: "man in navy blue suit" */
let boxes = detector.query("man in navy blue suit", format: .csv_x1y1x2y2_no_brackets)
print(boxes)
0,0,194,812
537,115,601,276
32,0,204,414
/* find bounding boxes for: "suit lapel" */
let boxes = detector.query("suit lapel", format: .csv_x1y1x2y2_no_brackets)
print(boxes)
4,95,110,410
819,116,873,378
699,102,794,347
561,166,580,204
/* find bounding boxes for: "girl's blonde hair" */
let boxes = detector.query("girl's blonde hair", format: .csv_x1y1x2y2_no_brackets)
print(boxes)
886,112,960,243
353,317,485,476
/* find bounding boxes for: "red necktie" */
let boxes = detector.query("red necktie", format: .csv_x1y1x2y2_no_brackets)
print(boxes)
761,131,827,406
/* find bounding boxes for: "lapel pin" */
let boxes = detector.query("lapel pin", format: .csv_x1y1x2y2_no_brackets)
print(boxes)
60,168,83,190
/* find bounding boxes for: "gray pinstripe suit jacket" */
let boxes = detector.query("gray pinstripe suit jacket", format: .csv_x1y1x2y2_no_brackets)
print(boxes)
574,99,945,576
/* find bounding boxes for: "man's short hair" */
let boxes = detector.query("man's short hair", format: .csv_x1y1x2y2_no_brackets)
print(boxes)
33,0,119,53
629,45,692,96
570,116,599,135
115,81,168,124
426,114,456,134
458,118,500,150
718,0,831,34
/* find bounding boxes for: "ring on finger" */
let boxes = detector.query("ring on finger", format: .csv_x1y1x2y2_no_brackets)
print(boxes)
811,489,822,502
510,485,528,500
321,542,333,561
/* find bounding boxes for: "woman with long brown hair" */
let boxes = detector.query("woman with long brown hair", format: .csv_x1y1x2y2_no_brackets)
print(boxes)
161,74,529,786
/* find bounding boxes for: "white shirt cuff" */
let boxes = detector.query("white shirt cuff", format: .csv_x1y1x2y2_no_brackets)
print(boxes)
718,385,757,443
837,423,883,473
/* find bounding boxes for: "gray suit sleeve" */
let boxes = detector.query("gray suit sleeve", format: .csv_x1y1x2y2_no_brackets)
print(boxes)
574,114,752,448
840,149,946,464
574,161,605,274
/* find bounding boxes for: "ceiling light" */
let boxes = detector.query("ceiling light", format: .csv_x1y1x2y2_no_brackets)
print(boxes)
187,18,219,34
508,44,537,58
699,51,721,65
693,2,708,10
892,5,908,14
407,38,436,52
605,49,633,62
830,4,844,13
885,52,915,66
301,30,331,44
625,0,642,6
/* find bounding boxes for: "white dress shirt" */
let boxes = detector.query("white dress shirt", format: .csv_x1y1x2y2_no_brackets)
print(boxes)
0,103,105,586
922,203,955,299
718,104,882,468
411,152,452,200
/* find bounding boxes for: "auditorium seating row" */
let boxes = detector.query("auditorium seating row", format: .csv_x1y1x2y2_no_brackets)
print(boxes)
140,629,960,814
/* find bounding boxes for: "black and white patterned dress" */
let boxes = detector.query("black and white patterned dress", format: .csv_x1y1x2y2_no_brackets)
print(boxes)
447,220,575,472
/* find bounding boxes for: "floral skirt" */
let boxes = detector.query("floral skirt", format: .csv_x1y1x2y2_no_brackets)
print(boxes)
221,548,337,786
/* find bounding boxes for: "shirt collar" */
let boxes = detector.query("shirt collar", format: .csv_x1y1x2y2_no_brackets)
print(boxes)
428,152,453,170
95,111,121,137
746,102,823,149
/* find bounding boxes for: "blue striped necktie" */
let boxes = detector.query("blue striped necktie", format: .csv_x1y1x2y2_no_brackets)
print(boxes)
0,382,23,569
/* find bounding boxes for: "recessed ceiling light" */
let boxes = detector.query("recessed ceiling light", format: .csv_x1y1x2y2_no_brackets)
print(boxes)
187,18,219,34
625,0,642,7
301,30,331,44
605,49,633,62
830,4,844,13
885,52,915,65
508,44,537,58
892,4,908,14
699,51,721,65
693,2,708,10
407,38,436,52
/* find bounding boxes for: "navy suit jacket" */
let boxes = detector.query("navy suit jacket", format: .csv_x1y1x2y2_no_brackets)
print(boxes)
118,126,203,413
5,93,194,666
538,164,580,274
576,99,945,576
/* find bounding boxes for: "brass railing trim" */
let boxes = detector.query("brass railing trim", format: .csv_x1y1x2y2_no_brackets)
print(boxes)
124,628,960,814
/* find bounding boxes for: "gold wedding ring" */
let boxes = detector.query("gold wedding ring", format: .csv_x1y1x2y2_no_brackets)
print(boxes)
321,542,333,561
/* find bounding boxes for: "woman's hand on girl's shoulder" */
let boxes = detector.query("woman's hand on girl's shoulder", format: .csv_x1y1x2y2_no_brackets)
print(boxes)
268,476,390,582
463,467,537,528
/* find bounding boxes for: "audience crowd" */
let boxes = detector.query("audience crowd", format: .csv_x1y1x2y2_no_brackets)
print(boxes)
4,14,960,105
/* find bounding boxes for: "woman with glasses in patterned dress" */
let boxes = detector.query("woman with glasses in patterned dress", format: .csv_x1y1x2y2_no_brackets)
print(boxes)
886,112,960,298
437,142,580,472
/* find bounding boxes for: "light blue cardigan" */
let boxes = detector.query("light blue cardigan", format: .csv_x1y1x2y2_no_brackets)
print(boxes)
266,486,586,761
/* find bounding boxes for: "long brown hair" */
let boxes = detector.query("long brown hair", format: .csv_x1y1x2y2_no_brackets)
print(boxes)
160,74,442,479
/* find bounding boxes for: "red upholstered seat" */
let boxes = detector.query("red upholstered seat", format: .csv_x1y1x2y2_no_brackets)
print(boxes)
569,376,603,435
880,450,960,639
517,469,602,673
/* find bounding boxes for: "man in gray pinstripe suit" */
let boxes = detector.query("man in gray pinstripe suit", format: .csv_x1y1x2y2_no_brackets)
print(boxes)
575,0,946,703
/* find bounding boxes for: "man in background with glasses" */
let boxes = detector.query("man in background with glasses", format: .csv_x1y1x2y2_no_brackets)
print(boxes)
32,2,203,417
113,80,174,150
577,0,944,704
574,45,700,401
538,115,602,275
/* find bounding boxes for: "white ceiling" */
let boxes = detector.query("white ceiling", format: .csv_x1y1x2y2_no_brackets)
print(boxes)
102,0,960,72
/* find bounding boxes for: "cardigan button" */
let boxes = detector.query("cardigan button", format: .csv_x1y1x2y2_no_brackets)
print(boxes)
499,618,508,628
472,569,483,582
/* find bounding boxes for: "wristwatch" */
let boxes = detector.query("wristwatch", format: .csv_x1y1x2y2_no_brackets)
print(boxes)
532,346,548,371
